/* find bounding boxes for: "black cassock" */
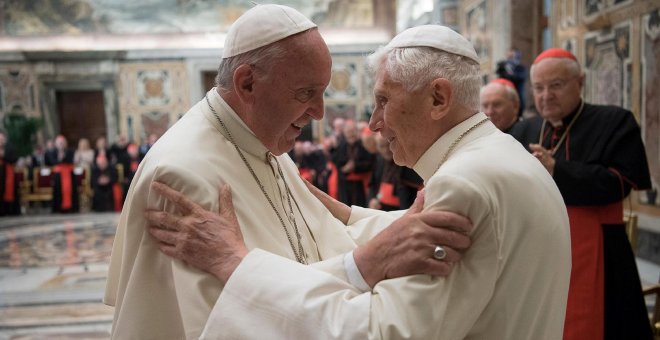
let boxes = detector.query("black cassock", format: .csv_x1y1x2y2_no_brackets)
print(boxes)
511,102,652,340
91,165,118,212
332,139,374,207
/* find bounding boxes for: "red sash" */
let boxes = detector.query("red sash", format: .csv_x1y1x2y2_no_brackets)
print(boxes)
345,172,370,181
53,164,74,210
346,172,372,193
3,163,15,202
378,182,400,207
299,168,314,182
328,162,338,199
113,183,123,212
563,201,622,340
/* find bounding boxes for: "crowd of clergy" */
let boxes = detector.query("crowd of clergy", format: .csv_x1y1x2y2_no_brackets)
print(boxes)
0,132,157,215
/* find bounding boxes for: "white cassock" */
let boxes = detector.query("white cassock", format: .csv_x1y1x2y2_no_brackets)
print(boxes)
104,89,382,339
199,113,572,340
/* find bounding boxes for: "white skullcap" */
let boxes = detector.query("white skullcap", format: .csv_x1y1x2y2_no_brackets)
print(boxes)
222,4,317,58
386,25,479,63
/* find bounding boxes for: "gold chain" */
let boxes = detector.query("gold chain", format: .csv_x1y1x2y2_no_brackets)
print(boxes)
439,117,490,166
538,100,585,156
205,95,308,264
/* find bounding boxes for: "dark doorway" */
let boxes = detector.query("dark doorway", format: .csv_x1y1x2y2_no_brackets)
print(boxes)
56,90,106,146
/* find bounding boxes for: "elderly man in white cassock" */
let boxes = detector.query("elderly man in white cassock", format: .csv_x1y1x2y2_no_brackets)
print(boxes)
104,5,475,339
145,24,573,339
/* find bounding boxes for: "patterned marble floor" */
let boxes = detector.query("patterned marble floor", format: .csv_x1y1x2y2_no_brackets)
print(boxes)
0,213,657,339
0,213,119,340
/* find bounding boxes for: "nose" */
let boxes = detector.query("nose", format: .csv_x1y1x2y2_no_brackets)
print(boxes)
307,94,325,120
369,108,383,132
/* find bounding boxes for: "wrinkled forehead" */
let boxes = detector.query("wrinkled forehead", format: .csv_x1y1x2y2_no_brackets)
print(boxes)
531,58,580,81
274,33,331,82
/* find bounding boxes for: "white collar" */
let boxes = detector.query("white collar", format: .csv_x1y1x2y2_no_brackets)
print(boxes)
204,88,270,162
413,112,492,183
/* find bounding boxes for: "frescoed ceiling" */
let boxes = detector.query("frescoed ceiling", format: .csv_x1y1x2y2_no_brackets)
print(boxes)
0,0,395,51
1,0,384,36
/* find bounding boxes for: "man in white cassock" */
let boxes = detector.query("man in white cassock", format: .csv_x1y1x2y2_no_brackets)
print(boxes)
146,24,572,339
104,5,474,340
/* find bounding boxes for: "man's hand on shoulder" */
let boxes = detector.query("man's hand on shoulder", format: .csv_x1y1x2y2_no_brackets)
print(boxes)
354,191,473,288
145,181,247,284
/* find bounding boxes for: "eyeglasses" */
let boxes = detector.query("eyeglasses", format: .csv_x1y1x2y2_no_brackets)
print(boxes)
532,78,577,94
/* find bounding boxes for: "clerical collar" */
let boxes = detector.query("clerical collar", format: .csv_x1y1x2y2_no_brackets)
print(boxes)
539,100,584,155
204,88,269,162
414,112,491,183
549,100,583,128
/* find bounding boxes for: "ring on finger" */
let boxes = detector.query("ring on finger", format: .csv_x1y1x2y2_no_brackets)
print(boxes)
433,245,447,261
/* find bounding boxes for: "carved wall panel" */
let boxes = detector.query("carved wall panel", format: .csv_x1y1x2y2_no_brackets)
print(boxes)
640,9,660,205
118,62,188,143
584,21,632,108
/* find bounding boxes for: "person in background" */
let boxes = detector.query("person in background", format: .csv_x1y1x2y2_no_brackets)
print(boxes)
30,143,45,168
91,155,118,212
74,138,95,169
43,138,57,166
495,47,527,116
290,141,315,183
121,143,140,203
480,78,521,133
104,6,472,339
368,134,403,211
138,133,159,161
109,134,130,168
332,119,375,207
145,24,571,339
510,47,653,340
0,131,20,216
51,135,79,213
94,136,109,161
330,117,345,148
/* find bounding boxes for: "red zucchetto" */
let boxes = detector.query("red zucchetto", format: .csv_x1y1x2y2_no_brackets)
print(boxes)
533,48,577,64
490,78,516,89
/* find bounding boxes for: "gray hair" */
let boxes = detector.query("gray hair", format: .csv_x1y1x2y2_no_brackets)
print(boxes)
215,43,288,91
366,46,482,112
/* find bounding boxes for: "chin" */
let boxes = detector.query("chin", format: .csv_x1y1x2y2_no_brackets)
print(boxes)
392,154,408,167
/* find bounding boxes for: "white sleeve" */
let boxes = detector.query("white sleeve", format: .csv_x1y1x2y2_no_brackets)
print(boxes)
200,249,371,340
200,176,499,340
343,251,371,292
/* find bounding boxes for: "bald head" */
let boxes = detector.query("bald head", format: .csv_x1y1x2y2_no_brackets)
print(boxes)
480,82,519,131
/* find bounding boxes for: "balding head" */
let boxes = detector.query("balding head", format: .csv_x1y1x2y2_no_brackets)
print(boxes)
480,82,519,131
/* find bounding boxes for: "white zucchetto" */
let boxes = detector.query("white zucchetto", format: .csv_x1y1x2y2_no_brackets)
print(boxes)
222,4,317,58
386,25,480,63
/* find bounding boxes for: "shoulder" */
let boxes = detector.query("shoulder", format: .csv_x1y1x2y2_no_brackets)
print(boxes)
509,115,542,145
581,103,639,130
583,103,632,120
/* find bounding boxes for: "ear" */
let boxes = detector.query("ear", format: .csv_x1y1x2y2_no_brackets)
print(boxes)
430,78,452,120
232,64,257,104
577,73,585,89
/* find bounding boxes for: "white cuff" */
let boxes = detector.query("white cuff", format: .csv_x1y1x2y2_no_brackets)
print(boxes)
343,250,371,292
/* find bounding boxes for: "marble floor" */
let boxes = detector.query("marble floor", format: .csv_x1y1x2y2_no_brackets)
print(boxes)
0,213,117,340
0,213,658,339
